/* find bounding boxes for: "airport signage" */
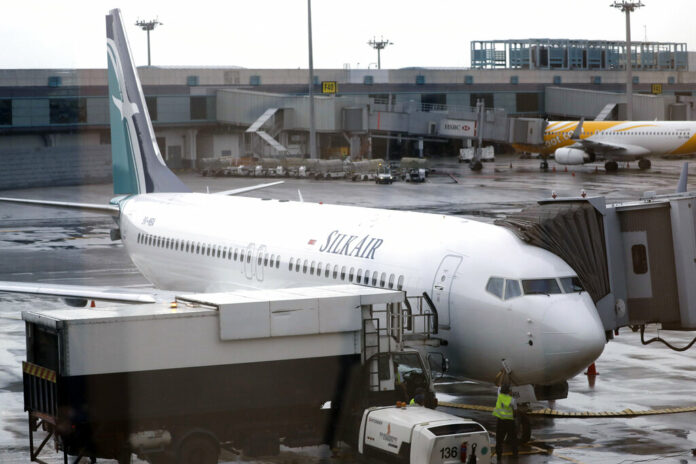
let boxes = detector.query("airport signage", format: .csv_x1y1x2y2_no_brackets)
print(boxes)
322,81,338,94
651,84,662,95
439,119,477,137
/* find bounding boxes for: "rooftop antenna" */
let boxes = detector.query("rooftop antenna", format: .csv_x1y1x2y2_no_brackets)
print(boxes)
135,18,163,66
611,1,645,121
368,37,393,70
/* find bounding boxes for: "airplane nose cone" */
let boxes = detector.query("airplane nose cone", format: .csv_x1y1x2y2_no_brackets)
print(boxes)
541,298,606,384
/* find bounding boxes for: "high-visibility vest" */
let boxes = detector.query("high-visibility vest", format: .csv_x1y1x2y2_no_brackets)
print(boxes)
492,393,514,420
409,398,415,405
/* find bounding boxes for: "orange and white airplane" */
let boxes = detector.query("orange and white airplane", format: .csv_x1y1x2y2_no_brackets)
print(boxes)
516,119,696,171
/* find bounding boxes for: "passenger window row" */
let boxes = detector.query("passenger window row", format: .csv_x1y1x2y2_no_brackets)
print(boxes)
136,232,281,269
136,231,406,290
287,257,405,290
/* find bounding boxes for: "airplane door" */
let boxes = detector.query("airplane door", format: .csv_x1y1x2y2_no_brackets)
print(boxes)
431,255,463,328
244,243,255,280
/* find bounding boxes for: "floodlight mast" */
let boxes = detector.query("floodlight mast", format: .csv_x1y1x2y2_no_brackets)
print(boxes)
307,0,317,160
611,1,644,121
368,37,393,70
135,19,163,66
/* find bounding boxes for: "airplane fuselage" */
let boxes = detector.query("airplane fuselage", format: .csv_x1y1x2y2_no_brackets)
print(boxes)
119,193,606,386
515,120,696,161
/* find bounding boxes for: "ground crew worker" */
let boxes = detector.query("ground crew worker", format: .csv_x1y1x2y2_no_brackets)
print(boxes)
492,383,518,460
409,387,425,406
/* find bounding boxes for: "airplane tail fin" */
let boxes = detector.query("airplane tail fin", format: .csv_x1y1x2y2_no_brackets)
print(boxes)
677,162,689,193
570,118,585,140
106,9,190,195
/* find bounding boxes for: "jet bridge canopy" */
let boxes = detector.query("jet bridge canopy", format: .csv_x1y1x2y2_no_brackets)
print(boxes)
495,200,611,304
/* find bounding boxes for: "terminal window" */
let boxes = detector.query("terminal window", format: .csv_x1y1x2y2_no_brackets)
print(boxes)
145,96,158,121
631,244,648,275
190,96,208,120
49,98,87,124
516,93,539,113
0,100,11,125
470,93,493,108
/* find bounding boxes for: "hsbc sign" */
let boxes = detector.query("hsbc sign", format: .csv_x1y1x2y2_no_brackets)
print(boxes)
438,119,477,137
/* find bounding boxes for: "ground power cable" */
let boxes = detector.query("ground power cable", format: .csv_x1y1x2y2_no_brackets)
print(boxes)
640,325,696,352
438,401,696,418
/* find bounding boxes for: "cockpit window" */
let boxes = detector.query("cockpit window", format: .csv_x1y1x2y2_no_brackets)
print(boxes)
560,276,584,293
522,278,562,295
485,277,504,299
505,279,522,300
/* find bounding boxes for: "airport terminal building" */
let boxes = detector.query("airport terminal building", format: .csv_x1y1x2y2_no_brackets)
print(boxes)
2,39,696,188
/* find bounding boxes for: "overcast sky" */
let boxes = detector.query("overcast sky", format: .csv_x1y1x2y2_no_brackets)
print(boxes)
1,0,694,70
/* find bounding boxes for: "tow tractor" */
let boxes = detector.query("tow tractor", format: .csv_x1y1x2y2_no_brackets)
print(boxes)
375,163,394,184
21,285,490,463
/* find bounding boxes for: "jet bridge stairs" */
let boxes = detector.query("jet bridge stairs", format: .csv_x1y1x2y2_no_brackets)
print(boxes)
361,293,446,391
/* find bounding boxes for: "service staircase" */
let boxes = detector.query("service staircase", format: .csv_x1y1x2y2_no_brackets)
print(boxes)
595,103,617,121
361,294,445,391
245,108,288,156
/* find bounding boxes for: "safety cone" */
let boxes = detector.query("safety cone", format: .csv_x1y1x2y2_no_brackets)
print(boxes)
572,172,576,177
585,362,599,376
90,300,96,308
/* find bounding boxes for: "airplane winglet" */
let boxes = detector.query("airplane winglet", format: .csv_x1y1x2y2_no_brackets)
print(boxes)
677,162,689,193
571,118,585,140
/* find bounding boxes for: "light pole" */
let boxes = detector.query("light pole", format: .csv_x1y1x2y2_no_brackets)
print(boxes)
611,1,644,121
368,37,393,70
135,19,162,66
307,0,317,159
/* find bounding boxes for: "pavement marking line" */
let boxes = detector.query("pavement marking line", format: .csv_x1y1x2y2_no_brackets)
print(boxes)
553,454,585,464
438,401,696,418
530,436,581,444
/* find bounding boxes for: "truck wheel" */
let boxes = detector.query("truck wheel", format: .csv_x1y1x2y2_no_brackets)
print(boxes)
177,435,219,464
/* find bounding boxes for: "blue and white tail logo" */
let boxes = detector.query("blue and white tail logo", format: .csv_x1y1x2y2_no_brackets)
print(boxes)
106,9,189,195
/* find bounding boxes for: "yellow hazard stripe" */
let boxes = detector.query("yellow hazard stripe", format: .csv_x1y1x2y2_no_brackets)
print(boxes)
22,361,57,383
438,401,696,418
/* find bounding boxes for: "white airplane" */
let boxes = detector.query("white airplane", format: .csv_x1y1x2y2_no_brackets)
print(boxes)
515,119,696,171
0,9,605,394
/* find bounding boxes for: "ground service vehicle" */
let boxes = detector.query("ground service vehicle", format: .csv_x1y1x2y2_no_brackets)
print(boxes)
22,285,490,464
376,163,394,184
359,406,490,463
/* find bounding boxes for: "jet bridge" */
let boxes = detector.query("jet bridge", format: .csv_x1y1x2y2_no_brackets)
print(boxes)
496,185,696,336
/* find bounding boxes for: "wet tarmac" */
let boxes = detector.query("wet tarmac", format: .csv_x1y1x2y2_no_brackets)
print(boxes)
1,155,696,463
